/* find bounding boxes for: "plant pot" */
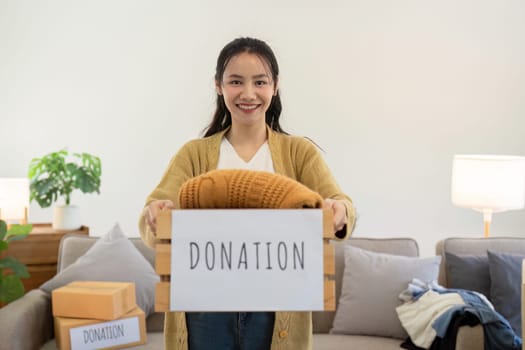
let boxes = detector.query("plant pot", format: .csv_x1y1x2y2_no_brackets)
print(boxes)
52,205,81,230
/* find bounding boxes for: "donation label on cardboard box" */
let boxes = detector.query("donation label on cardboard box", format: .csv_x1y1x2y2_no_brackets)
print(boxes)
170,209,324,311
69,316,140,350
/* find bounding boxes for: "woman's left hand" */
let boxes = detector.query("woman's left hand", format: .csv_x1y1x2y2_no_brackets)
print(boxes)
324,198,348,232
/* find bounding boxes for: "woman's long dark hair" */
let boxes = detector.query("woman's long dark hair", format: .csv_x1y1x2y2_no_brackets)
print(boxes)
203,37,287,137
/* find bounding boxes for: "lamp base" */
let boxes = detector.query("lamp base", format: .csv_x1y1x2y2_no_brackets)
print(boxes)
484,220,490,237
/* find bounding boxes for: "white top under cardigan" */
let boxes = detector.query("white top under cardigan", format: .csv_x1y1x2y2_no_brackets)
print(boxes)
217,138,275,173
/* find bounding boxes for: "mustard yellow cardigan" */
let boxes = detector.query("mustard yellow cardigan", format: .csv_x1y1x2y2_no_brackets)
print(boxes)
139,127,355,350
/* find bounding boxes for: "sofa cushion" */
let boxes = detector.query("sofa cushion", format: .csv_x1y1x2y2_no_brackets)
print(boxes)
330,245,441,339
57,234,156,272
445,252,490,298
40,223,160,316
437,237,525,287
487,250,524,337
313,238,419,334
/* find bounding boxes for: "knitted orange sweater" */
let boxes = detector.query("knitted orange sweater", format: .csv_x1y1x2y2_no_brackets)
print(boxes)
178,169,323,209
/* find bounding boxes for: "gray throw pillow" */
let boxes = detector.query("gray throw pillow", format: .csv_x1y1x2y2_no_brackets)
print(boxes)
487,250,524,338
331,245,441,339
41,223,160,316
445,252,490,298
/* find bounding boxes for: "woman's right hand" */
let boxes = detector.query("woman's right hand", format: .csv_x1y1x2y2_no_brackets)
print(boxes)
143,199,175,234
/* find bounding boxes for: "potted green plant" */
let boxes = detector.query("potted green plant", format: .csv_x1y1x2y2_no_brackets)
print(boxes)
28,149,102,230
0,220,32,304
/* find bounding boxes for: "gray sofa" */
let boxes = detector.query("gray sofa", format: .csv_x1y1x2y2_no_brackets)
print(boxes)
313,236,524,350
314,237,482,350
0,235,523,349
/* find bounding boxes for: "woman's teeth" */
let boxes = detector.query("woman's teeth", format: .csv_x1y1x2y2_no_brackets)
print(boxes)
238,104,258,110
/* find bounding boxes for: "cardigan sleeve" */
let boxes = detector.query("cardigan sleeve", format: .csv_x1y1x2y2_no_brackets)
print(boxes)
138,143,198,247
294,139,356,239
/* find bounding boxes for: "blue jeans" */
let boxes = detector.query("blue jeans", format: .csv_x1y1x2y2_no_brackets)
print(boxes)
186,312,275,350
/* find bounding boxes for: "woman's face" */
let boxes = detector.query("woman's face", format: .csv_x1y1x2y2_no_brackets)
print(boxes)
217,52,277,129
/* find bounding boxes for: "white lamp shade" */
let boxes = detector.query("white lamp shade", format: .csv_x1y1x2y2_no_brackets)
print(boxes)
451,155,525,212
0,177,30,220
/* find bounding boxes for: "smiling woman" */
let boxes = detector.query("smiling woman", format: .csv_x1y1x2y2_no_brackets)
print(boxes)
139,37,356,350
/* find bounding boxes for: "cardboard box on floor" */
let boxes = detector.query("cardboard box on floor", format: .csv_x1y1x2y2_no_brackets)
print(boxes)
55,307,147,350
52,281,136,320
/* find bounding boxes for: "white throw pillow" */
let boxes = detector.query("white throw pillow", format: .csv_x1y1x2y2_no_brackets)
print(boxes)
331,245,441,339
40,223,160,316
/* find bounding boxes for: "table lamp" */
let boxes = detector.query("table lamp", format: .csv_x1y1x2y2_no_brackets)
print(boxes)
451,155,525,237
0,177,30,224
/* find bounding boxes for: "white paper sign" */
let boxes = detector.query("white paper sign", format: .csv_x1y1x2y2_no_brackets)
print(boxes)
69,316,140,350
170,209,324,311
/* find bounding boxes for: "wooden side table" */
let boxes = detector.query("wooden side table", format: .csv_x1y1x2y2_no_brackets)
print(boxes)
4,223,89,293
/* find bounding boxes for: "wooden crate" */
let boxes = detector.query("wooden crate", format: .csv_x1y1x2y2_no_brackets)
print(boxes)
154,209,336,312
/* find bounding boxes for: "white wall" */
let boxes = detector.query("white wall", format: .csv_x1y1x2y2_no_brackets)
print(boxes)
1,0,524,256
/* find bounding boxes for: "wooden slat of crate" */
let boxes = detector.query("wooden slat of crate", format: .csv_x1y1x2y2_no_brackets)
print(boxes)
155,244,171,276
154,208,336,312
324,242,335,276
324,278,335,311
155,282,170,312
156,210,172,239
